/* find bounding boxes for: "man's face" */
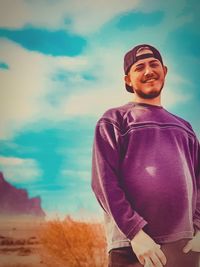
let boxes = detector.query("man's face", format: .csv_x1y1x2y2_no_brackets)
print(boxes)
125,48,167,99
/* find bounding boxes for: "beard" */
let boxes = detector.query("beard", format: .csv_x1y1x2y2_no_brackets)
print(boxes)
134,82,164,99
134,87,162,99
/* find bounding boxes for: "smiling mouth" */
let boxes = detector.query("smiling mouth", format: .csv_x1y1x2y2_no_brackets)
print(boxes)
145,78,157,83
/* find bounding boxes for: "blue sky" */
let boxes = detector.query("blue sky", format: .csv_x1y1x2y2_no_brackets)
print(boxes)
0,0,199,220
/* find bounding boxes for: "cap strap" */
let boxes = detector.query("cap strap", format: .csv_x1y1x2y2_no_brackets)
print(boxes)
136,53,155,62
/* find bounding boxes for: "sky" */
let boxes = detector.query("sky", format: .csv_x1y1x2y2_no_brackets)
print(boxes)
0,0,200,220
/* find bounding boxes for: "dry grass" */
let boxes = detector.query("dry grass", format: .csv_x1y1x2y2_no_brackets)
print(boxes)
0,216,107,267
39,216,107,267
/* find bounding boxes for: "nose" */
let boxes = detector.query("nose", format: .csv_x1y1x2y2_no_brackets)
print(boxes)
144,65,153,78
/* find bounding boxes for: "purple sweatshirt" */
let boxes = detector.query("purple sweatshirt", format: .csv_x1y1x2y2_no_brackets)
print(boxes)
91,102,200,252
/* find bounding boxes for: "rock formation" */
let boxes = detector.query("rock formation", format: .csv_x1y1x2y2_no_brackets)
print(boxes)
0,172,45,218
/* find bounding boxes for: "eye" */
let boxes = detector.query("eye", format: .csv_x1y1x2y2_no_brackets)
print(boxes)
150,63,159,68
135,65,144,71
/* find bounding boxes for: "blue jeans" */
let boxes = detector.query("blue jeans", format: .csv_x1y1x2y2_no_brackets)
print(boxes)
108,239,200,267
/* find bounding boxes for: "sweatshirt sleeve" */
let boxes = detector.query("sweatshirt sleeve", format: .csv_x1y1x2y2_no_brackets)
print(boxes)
193,139,200,232
91,119,147,240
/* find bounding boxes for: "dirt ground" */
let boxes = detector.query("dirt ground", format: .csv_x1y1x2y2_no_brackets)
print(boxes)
0,215,45,267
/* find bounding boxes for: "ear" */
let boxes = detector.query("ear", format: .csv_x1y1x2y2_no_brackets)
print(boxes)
163,65,168,77
124,74,132,86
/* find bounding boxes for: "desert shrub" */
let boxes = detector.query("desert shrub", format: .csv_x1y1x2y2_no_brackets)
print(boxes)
39,216,107,267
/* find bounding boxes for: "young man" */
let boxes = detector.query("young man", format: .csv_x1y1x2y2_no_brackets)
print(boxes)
91,44,200,267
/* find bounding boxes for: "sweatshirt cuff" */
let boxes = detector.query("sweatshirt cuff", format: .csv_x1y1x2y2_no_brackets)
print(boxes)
126,219,148,240
193,219,200,232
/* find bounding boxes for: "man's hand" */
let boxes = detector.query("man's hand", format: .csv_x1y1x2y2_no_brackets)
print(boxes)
131,229,167,267
183,231,200,253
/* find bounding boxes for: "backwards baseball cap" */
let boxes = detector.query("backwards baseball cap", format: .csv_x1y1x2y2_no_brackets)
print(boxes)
124,44,163,93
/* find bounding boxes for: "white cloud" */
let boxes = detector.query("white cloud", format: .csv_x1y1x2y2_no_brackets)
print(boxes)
0,39,88,139
61,86,130,117
0,0,140,35
0,0,31,28
0,0,195,38
0,155,41,183
64,0,140,35
162,87,192,108
61,169,91,181
161,83,191,109
161,59,194,108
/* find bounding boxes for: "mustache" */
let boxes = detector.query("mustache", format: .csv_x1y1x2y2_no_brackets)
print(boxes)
142,74,159,83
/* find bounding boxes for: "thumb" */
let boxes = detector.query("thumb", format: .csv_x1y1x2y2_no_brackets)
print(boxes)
183,241,192,253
